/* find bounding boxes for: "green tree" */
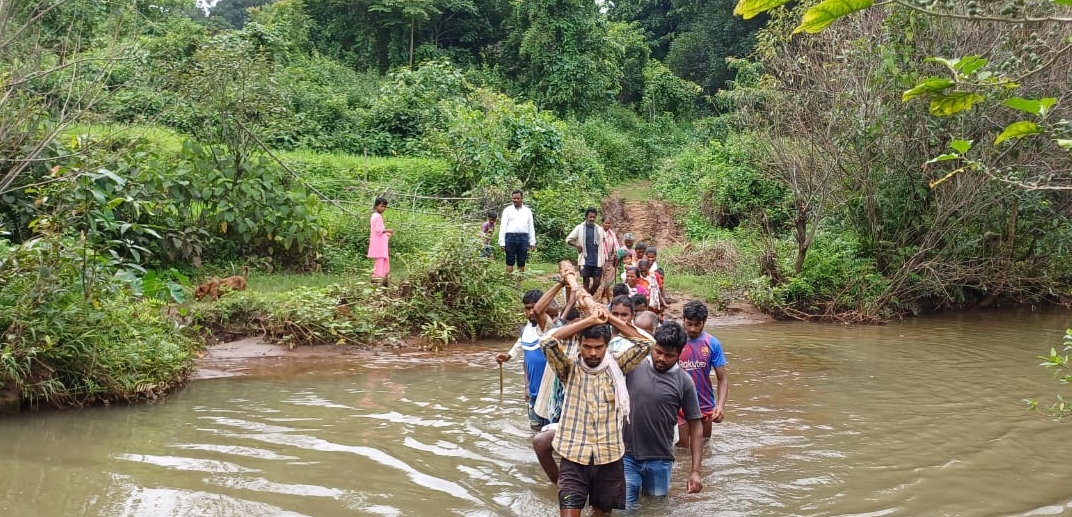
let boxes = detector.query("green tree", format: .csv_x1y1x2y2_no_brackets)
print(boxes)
502,0,622,117
640,59,703,120
361,59,469,154
432,88,567,193
608,0,677,59
304,0,508,72
607,21,652,105
305,0,402,72
198,0,274,28
664,0,767,95
369,0,441,69
0,1,199,411
423,0,510,64
181,27,287,175
611,0,766,95
733,3,1072,320
733,0,1072,187
0,0,154,198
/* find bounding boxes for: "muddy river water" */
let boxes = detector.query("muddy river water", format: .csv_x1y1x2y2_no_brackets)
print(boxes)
2,308,1071,516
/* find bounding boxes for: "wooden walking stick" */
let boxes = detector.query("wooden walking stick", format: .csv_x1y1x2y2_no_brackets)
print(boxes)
499,362,504,396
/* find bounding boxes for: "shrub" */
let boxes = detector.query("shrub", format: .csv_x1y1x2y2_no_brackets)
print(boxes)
432,88,570,195
654,136,791,236
0,234,196,408
190,285,394,347
360,59,469,155
403,230,519,339
576,108,691,183
191,228,520,344
575,109,649,181
751,229,891,320
172,140,327,269
640,59,703,120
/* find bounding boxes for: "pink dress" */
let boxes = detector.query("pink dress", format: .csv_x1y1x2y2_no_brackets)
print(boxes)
368,212,390,277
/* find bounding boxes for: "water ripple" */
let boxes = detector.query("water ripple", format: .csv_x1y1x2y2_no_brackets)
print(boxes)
115,454,259,474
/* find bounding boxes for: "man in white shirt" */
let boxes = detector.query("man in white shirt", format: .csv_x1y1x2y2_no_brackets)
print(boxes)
498,189,537,274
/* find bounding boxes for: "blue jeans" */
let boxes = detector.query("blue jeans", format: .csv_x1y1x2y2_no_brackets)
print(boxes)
527,398,549,430
623,456,673,510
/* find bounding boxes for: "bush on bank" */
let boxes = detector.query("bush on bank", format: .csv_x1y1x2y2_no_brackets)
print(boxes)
0,235,197,411
189,228,520,347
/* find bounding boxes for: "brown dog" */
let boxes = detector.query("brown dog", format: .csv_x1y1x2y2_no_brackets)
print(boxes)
194,266,249,301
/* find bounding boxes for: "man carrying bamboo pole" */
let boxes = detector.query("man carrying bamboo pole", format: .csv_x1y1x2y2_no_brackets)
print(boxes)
541,262,652,516
495,283,562,429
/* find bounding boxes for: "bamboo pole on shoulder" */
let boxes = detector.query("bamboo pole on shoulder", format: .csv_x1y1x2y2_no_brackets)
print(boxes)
558,260,600,314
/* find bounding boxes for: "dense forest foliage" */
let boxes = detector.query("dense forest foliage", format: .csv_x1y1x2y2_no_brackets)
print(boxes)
1,0,1070,409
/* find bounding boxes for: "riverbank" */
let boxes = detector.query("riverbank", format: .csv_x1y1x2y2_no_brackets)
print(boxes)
193,300,772,379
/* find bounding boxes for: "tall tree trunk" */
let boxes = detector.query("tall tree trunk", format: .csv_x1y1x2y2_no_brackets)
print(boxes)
1004,197,1018,261
793,201,809,274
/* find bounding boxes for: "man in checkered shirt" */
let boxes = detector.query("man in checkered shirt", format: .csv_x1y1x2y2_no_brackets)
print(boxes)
541,304,652,516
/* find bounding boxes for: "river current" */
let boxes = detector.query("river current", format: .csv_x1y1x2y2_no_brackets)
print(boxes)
2,308,1071,516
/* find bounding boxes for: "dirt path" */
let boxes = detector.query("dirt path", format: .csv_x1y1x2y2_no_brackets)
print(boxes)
603,181,768,324
601,181,683,250
601,181,689,319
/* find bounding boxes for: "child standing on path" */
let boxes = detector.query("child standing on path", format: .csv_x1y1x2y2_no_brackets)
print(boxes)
541,305,652,516
619,233,637,276
367,197,393,286
636,259,662,320
480,210,497,258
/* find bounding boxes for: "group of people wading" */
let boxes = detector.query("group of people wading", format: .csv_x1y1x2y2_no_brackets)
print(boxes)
369,190,728,513
492,196,729,515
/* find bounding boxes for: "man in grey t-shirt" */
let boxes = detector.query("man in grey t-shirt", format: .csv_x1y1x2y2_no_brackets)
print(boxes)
622,321,704,510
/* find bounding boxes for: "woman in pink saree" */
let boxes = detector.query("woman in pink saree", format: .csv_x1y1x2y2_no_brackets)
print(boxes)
368,197,394,285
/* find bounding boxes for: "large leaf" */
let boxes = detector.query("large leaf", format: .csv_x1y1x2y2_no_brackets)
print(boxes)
994,121,1041,145
1004,97,1044,115
1004,97,1056,116
949,139,973,155
902,77,955,102
1054,0,1072,5
734,0,793,19
928,91,984,116
926,153,960,164
793,0,874,33
1057,139,1072,150
954,56,987,76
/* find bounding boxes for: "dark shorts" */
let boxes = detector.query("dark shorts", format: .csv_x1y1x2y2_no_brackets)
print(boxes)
580,265,603,279
504,233,529,267
557,457,626,512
